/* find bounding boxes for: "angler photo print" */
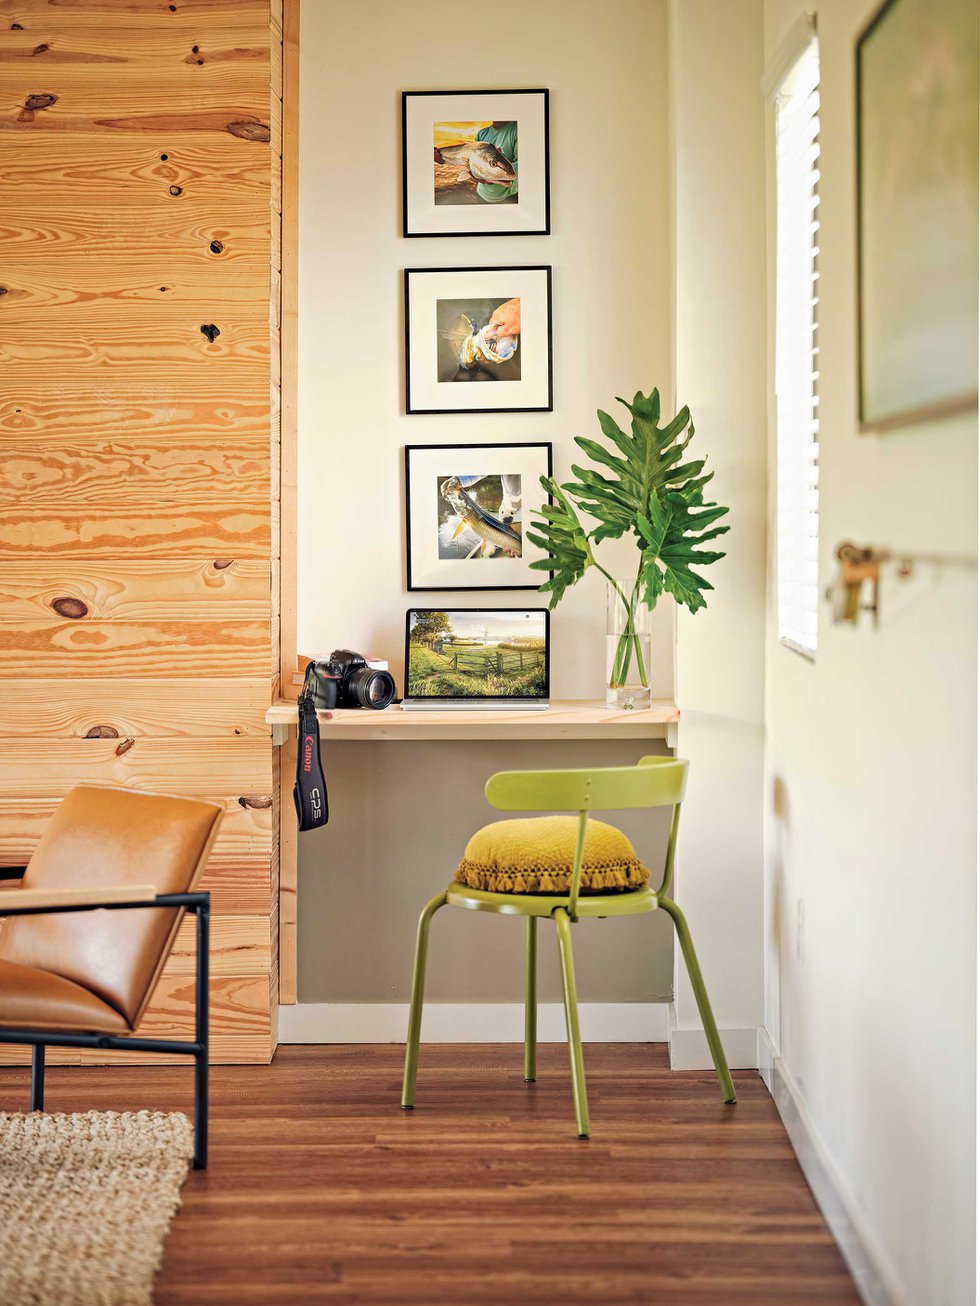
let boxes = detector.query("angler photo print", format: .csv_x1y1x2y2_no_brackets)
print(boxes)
436,296,521,384
403,90,549,236
405,267,552,414
433,120,518,207
405,442,552,591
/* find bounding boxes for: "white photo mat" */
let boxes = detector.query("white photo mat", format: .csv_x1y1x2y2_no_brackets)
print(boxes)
404,267,553,414
403,90,549,237
405,442,553,591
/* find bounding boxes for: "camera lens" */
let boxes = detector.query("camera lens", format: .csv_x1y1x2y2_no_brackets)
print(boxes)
347,667,396,710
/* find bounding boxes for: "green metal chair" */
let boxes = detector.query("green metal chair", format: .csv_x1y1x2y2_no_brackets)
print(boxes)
401,756,736,1137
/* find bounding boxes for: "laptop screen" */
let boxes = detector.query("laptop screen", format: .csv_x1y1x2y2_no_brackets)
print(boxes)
405,608,550,701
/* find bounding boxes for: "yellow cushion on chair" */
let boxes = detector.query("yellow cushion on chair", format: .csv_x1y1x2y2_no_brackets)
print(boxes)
454,815,650,895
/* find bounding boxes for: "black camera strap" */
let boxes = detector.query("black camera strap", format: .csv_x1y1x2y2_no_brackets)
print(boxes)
294,665,328,831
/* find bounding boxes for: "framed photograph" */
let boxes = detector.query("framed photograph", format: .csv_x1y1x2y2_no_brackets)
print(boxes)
402,89,550,237
404,266,553,415
404,442,553,591
856,0,978,431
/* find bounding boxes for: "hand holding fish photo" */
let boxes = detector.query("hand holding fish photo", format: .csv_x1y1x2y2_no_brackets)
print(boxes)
403,90,549,236
436,297,521,383
437,474,523,560
433,120,518,206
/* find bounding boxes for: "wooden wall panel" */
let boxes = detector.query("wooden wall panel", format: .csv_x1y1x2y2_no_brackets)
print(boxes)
0,0,282,1062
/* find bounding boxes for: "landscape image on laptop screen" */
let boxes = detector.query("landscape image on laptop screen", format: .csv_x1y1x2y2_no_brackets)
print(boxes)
407,610,547,699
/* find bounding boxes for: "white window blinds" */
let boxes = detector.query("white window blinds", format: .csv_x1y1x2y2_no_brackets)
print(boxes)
774,38,820,657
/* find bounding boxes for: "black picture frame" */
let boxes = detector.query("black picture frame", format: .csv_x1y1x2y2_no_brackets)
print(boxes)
403,606,551,701
402,89,551,238
405,441,553,592
404,266,554,416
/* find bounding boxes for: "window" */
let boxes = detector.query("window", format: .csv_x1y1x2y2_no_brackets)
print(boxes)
773,36,820,657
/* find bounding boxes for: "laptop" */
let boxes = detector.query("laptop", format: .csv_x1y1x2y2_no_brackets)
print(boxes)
403,607,551,711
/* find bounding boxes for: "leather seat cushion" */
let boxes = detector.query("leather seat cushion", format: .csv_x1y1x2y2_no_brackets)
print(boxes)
0,785,222,1028
455,814,650,894
0,958,129,1034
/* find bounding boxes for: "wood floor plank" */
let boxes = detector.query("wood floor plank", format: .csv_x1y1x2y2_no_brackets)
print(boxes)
0,1045,860,1304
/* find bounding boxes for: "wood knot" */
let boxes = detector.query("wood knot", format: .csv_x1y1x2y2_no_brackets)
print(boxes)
32,43,49,54
115,738,135,756
160,152,169,160
200,323,220,343
227,119,271,143
0,287,7,297
209,240,224,254
11,23,24,30
85,725,119,739
51,596,88,619
24,93,57,111
238,796,273,809
169,184,183,196
212,558,234,569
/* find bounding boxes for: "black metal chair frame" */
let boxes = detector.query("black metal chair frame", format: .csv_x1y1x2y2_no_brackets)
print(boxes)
0,890,210,1169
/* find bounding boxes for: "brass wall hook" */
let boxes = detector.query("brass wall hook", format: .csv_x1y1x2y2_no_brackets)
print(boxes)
826,542,888,625
826,541,976,627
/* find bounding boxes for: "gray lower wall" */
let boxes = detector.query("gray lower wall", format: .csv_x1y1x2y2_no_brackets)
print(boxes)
297,740,674,1004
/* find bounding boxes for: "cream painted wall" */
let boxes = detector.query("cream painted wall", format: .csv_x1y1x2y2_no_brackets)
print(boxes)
296,0,677,1002
667,0,768,1069
762,3,977,1304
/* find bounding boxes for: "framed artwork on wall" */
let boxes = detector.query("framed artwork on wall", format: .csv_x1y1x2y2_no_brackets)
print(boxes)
856,0,979,431
405,442,553,591
402,89,550,237
404,266,553,415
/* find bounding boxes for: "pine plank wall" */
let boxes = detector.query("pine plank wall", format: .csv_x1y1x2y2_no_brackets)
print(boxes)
0,0,286,1064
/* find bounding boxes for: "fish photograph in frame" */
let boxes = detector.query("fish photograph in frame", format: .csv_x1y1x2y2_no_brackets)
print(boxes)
405,442,553,591
405,267,553,415
402,90,550,237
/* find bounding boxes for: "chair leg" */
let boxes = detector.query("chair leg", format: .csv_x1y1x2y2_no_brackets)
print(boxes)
524,916,537,1083
193,901,210,1169
659,895,737,1104
401,892,448,1109
30,1044,44,1113
554,908,589,1139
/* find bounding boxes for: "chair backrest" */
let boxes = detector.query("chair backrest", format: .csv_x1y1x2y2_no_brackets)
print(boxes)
0,785,222,1028
485,757,687,914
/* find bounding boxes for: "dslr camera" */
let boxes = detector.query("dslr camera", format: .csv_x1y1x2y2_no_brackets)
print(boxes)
307,650,396,711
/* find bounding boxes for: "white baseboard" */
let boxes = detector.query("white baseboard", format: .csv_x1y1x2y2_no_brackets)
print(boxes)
667,1010,759,1070
756,1029,905,1306
279,1002,670,1044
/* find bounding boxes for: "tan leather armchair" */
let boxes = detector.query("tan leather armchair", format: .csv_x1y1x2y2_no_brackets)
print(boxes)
0,785,222,1168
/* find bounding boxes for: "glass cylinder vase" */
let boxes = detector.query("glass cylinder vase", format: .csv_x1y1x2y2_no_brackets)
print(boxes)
605,578,653,710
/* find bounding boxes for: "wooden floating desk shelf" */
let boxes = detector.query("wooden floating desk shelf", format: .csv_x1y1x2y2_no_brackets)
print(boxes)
265,699,679,745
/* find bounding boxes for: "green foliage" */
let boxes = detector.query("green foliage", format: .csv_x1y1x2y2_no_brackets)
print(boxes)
530,388,730,615
525,480,595,607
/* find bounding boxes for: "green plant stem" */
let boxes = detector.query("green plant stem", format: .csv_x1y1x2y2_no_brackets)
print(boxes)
607,571,649,691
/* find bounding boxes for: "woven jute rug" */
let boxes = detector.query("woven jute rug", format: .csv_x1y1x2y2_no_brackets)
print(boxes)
0,1110,193,1306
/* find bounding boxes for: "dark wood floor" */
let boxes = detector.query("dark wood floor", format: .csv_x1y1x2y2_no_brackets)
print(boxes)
0,1044,860,1305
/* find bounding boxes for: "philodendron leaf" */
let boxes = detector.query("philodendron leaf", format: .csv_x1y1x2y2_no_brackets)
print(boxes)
527,476,594,608
636,488,731,614
565,389,706,544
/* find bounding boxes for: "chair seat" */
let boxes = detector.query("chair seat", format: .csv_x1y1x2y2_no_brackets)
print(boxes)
445,881,660,918
0,958,130,1034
